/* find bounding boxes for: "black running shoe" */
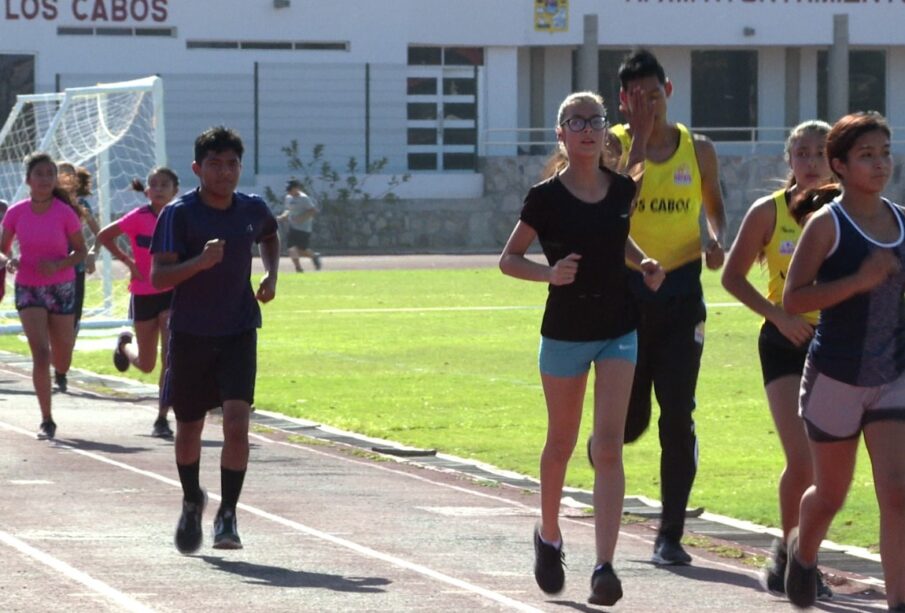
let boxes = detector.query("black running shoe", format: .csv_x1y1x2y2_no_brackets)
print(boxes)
652,535,692,566
36,420,56,440
54,371,67,393
213,508,243,550
174,490,207,554
151,418,174,439
113,331,133,372
313,253,322,270
588,563,623,606
764,538,787,595
784,529,817,608
816,568,834,601
533,524,565,595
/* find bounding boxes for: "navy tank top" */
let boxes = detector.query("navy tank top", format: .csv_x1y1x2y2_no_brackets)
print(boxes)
809,200,905,386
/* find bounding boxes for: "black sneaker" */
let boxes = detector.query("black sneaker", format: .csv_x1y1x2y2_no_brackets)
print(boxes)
36,420,56,440
763,538,787,595
174,490,207,554
533,524,565,595
652,535,692,566
213,508,243,550
151,418,174,439
784,529,817,608
313,253,322,270
113,331,133,372
588,563,623,606
816,569,834,601
54,371,67,393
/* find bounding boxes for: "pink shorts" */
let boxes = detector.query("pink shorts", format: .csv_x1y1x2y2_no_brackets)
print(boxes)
800,359,905,441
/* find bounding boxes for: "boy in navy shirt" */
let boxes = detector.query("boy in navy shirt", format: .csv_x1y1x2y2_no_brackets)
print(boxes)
151,126,279,553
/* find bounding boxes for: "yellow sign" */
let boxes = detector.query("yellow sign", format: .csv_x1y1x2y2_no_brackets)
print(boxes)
535,0,568,33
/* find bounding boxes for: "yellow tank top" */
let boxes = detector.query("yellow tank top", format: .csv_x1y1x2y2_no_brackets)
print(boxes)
612,123,702,271
763,189,819,325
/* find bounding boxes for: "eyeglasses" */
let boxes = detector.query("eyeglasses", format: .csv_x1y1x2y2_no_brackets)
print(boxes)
560,115,607,132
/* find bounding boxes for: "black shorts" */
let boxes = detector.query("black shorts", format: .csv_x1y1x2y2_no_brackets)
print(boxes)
286,228,311,250
163,329,257,422
758,320,808,385
129,291,173,322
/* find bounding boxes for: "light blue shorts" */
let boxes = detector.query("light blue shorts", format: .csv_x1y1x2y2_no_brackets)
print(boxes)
539,331,638,377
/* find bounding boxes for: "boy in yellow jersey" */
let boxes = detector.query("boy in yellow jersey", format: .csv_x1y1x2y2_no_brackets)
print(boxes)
591,49,727,566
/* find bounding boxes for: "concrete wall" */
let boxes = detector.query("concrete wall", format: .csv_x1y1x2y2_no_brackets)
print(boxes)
304,154,905,254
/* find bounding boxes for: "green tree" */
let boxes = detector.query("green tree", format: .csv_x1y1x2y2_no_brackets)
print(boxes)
266,141,410,246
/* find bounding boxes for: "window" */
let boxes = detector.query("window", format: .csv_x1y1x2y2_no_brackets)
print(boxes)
0,55,34,135
692,50,757,141
817,50,886,118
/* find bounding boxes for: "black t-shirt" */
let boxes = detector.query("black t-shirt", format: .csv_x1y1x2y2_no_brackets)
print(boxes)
520,169,638,341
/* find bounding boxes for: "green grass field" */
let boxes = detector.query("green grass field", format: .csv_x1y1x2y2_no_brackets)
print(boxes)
0,265,881,551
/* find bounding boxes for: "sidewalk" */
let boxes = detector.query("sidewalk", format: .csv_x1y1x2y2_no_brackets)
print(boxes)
0,354,889,612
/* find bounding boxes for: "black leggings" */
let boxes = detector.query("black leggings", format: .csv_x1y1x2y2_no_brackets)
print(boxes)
73,268,85,332
625,294,706,542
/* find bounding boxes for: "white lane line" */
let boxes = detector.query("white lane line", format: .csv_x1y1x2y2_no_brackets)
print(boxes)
291,302,745,315
0,530,156,613
0,421,543,613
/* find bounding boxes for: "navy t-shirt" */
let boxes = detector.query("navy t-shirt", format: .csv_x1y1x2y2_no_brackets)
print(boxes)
151,189,278,336
520,169,638,341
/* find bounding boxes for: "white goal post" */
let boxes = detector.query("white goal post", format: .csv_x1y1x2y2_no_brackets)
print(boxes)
0,76,167,333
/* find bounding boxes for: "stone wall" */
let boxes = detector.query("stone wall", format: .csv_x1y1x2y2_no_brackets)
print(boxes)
309,155,905,254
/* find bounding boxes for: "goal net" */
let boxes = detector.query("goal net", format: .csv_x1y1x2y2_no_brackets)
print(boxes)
0,75,167,334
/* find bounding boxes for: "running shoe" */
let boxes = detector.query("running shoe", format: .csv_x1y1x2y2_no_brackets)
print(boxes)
763,538,787,595
784,529,817,608
174,490,207,554
36,420,56,440
313,253,322,270
533,524,565,595
652,535,692,566
816,569,834,601
113,331,133,372
213,508,243,550
151,418,174,439
588,562,623,606
54,371,67,393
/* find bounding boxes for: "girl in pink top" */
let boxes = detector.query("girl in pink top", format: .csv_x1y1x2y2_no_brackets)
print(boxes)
0,152,87,440
96,167,179,439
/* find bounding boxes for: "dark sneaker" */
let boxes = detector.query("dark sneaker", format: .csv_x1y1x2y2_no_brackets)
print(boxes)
113,331,133,372
816,569,834,601
213,508,243,550
763,538,787,595
784,529,817,608
54,371,67,393
533,524,565,595
313,253,322,270
36,420,56,440
652,535,692,566
588,563,623,606
151,418,174,439
174,490,207,554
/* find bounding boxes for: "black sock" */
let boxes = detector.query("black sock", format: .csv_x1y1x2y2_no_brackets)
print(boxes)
176,460,203,504
220,466,246,512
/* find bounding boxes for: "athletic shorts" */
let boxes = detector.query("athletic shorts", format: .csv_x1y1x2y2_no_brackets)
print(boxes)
799,359,905,442
15,281,76,315
758,320,808,386
286,228,311,250
539,331,637,377
129,291,173,322
163,329,257,423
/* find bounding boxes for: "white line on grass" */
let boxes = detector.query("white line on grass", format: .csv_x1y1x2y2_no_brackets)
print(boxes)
0,529,157,613
293,301,744,315
0,419,543,613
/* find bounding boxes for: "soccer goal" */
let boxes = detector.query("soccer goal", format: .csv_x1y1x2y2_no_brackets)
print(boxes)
0,75,167,334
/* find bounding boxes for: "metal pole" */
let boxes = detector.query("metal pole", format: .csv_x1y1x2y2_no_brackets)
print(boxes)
828,14,849,122
365,63,370,170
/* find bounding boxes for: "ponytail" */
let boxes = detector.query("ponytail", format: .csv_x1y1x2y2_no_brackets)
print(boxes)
790,183,841,226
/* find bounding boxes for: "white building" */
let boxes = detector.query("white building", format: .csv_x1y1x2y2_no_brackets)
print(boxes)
1,0,903,199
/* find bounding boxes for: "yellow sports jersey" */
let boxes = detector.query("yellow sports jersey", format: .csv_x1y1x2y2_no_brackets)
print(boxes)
763,189,819,325
612,123,702,271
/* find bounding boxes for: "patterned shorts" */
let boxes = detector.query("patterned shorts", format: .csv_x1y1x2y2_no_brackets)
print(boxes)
15,281,77,315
